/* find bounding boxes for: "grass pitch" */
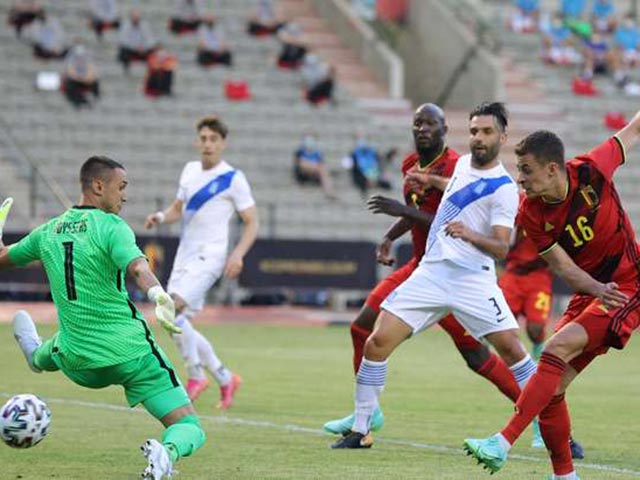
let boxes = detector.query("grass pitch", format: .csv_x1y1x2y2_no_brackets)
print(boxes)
1,321,639,479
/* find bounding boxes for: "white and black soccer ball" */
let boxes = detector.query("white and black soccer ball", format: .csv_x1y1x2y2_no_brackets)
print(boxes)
0,394,51,448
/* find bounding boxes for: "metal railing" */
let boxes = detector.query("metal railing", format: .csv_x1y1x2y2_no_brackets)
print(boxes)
0,116,72,219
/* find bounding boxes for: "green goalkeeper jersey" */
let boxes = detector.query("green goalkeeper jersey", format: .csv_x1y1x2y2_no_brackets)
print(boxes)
9,206,154,370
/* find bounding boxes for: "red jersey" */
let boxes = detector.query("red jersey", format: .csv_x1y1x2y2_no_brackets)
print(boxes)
520,137,640,285
504,194,551,276
402,147,459,259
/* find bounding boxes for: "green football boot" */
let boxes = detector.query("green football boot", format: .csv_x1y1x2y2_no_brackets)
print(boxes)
463,435,509,474
323,407,384,435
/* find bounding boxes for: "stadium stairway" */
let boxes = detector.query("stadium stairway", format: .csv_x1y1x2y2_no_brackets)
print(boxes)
0,0,415,241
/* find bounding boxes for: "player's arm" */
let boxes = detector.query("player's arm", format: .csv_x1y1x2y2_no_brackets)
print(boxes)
445,223,511,260
367,195,435,228
615,109,640,153
144,198,183,229
541,244,628,309
224,205,259,279
126,257,181,333
405,171,450,192
376,217,413,266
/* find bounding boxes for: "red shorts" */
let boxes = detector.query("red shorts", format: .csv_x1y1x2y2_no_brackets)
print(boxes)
555,282,640,372
499,270,553,326
365,258,482,350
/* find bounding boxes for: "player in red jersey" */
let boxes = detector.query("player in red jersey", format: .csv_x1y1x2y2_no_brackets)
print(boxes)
464,115,640,478
499,194,554,361
323,103,521,436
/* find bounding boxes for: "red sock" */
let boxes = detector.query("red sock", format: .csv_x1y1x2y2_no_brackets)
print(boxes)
350,323,372,374
501,352,567,445
540,393,573,476
476,353,521,403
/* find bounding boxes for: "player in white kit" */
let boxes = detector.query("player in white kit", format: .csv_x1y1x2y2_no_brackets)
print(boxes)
145,115,259,409
332,103,539,449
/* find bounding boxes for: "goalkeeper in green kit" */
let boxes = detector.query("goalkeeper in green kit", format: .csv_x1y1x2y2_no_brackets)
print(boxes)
0,156,205,480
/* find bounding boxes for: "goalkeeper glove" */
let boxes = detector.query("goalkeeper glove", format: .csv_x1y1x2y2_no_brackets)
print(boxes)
147,286,181,334
0,197,14,241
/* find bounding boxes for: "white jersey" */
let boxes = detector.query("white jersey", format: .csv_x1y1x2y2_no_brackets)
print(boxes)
421,154,518,275
175,160,255,261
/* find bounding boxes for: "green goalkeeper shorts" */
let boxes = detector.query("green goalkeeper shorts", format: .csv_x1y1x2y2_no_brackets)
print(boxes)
49,341,188,409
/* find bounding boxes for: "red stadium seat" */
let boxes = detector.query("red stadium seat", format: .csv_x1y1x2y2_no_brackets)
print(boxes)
604,112,627,130
224,80,251,100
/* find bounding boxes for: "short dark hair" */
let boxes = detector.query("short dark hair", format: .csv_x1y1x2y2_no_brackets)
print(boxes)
515,130,565,167
196,115,228,138
469,102,508,132
80,156,125,191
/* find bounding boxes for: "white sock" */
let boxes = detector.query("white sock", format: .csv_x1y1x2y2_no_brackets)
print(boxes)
353,358,387,434
194,329,232,386
172,314,204,379
509,353,537,389
495,433,512,452
554,473,578,480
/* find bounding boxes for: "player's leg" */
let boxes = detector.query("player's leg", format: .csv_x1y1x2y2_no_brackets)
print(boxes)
121,349,206,479
192,328,242,409
13,310,58,373
350,305,379,374
350,260,417,373
324,262,416,435
332,264,447,449
464,295,621,475
439,314,520,403
331,309,413,449
167,259,218,400
448,270,537,391
522,284,553,360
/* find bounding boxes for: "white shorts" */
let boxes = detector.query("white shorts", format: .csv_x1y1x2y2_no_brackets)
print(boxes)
380,260,518,339
167,244,226,311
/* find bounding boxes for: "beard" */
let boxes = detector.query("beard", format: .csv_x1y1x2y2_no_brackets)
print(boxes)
470,143,499,166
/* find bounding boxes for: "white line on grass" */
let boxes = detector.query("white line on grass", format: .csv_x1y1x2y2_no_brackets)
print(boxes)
3,393,640,477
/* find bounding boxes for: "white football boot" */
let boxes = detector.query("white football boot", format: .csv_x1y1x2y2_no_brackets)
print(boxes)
141,439,173,479
13,310,42,373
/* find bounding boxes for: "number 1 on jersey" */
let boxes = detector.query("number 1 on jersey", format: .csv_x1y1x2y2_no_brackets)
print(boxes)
63,241,77,301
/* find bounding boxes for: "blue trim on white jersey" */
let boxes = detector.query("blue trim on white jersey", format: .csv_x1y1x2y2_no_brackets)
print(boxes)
185,170,236,212
427,175,513,250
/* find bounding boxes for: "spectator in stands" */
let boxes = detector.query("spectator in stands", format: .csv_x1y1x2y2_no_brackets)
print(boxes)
29,10,68,60
8,0,43,38
117,9,156,73
88,0,120,40
581,31,615,79
276,23,307,69
591,0,616,34
247,0,284,36
561,0,593,40
301,54,335,105
561,0,587,21
62,40,100,109
293,132,337,199
144,45,177,98
509,0,539,33
610,14,640,87
197,15,232,67
169,0,203,35
349,130,391,197
541,12,581,65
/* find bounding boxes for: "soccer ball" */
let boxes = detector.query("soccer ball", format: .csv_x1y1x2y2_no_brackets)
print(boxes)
0,394,51,448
